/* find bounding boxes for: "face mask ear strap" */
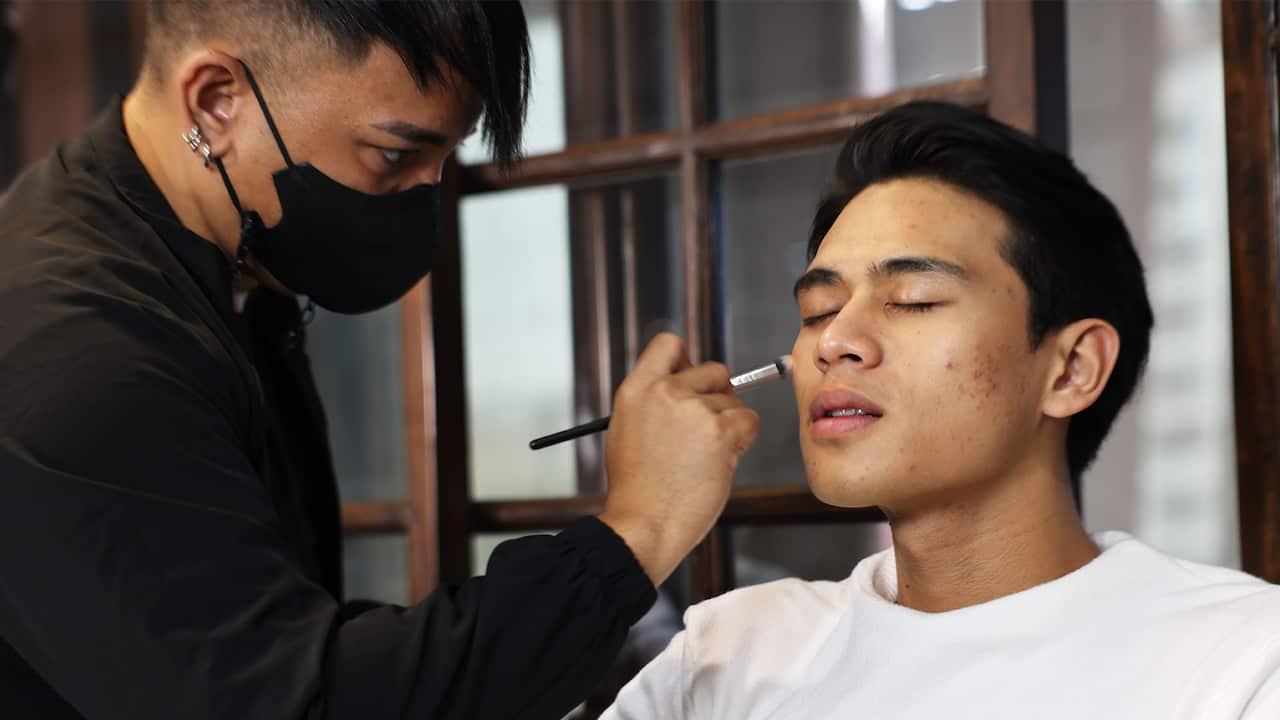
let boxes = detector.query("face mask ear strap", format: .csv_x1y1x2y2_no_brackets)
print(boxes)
236,58,294,168
214,158,245,215
214,156,259,276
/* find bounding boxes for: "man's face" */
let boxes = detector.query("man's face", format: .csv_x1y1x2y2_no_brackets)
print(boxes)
227,41,480,227
791,178,1059,514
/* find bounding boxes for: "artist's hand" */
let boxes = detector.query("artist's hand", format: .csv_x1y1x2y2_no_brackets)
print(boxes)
599,333,760,586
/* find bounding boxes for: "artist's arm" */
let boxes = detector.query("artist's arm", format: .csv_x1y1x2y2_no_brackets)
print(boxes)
599,333,761,588
0,293,752,720
350,331,759,717
0,295,663,719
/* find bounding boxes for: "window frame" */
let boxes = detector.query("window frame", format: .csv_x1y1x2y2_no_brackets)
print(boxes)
343,0,1075,603
1220,0,1280,582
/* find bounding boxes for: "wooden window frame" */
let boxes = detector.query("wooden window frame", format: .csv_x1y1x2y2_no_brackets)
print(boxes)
6,0,1272,615
1221,0,1280,582
343,0,1074,603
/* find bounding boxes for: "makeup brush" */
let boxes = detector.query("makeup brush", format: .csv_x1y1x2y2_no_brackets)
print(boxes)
529,355,793,450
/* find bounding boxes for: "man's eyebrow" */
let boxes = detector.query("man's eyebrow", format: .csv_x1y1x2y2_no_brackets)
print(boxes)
868,256,970,281
793,257,969,300
793,267,843,300
369,120,448,145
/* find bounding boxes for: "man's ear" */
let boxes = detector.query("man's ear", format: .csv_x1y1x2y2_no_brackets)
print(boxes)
177,50,250,159
1041,318,1121,419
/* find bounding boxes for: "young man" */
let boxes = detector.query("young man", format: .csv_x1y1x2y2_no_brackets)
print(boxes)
0,2,758,718
603,102,1280,719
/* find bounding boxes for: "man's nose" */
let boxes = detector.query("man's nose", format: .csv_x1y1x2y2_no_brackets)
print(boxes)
815,305,883,373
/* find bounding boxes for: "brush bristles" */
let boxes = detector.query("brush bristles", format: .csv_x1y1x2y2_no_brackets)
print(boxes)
776,355,794,377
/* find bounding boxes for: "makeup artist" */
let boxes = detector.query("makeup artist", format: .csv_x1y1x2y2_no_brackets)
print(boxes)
0,2,760,719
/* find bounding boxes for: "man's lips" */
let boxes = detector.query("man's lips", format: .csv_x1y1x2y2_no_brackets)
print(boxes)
809,388,884,438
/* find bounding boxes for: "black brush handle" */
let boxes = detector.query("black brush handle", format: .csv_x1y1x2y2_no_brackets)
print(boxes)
529,355,791,451
529,415,612,450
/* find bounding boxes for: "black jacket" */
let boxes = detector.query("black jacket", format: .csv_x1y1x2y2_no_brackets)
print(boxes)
0,101,654,719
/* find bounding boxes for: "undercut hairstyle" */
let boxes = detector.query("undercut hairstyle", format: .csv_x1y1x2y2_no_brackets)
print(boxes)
144,0,531,168
808,101,1154,491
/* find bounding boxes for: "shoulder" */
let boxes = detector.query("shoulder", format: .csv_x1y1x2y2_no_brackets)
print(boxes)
2,138,134,249
0,211,252,472
1101,534,1280,657
1132,548,1280,712
606,577,854,720
1162,553,1280,631
0,153,241,406
687,575,850,626
0,256,268,526
1101,532,1280,605
682,575,851,668
615,576,848,719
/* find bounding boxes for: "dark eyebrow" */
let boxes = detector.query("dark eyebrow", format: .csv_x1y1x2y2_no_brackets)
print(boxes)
868,256,970,281
793,256,969,300
369,120,448,145
793,267,842,300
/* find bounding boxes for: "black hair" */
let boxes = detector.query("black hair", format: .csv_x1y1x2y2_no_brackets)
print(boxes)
808,101,1154,489
146,0,531,168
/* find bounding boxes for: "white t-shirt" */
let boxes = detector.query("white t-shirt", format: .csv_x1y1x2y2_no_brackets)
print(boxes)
603,532,1280,719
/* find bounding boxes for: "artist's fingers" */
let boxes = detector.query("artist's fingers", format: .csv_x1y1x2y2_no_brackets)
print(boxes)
719,407,762,454
677,362,733,395
697,392,746,413
631,333,693,381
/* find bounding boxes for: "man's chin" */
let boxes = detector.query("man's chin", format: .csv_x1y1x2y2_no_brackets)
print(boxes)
807,473,886,509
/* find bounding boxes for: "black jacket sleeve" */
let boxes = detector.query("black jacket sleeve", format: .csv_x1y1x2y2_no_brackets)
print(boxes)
0,281,656,720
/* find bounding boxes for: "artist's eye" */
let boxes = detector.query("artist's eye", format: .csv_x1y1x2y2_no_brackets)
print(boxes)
802,312,837,327
378,147,416,167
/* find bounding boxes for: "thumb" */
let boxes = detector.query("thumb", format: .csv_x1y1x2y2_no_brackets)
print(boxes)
631,332,692,380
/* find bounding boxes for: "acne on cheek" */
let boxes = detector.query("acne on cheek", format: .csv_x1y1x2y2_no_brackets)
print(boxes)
944,350,1006,402
970,374,997,401
943,358,983,401
974,344,1014,399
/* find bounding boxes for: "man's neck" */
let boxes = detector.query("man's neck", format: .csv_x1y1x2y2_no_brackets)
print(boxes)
886,461,1099,614
122,89,260,306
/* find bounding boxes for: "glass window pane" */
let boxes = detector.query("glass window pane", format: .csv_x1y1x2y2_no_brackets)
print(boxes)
343,535,408,604
720,146,842,489
461,176,681,500
462,185,576,500
732,523,891,587
456,0,677,164
713,0,984,121
309,306,408,501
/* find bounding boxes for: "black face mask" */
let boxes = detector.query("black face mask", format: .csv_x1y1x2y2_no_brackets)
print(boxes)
214,60,439,315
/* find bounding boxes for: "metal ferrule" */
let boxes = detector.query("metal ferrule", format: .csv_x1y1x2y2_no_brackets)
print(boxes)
730,362,783,392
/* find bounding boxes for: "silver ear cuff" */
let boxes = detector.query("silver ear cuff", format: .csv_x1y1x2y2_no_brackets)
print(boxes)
181,125,202,150
181,125,213,167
